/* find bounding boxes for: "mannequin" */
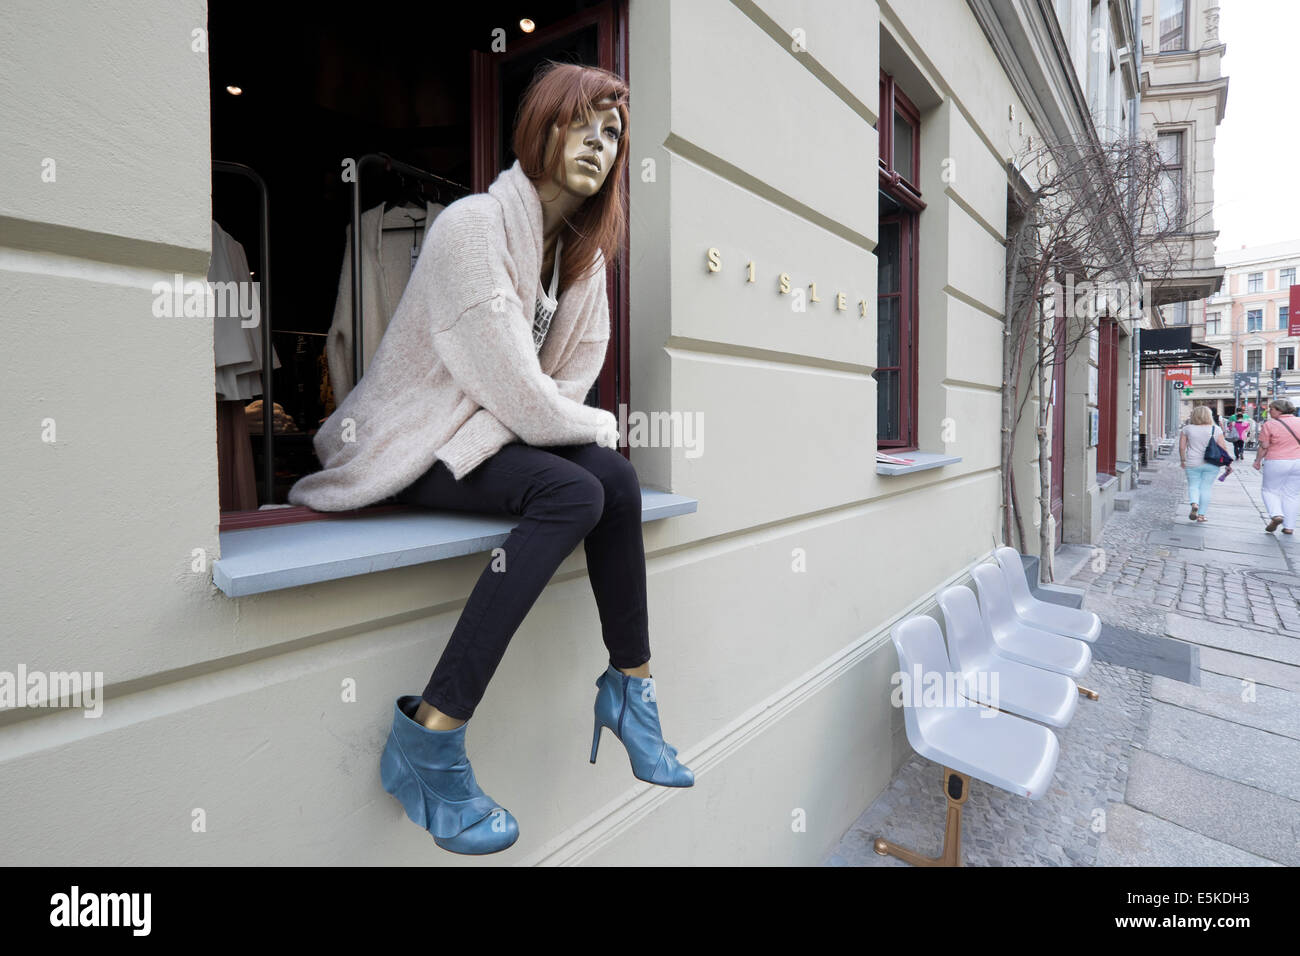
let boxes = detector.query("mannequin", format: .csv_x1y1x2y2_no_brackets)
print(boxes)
379,63,691,858
411,97,639,733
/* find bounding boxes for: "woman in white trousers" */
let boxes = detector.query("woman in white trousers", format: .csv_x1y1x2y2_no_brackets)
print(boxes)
1255,398,1300,534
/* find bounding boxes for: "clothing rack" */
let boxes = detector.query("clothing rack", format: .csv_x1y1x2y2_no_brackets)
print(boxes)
212,160,276,505
350,153,471,388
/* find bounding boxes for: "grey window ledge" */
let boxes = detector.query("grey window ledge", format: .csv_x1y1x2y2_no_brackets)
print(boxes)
213,489,698,597
1116,460,1131,473
876,451,963,476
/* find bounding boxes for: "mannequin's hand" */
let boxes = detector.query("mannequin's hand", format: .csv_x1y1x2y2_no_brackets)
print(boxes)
594,411,620,449
1254,460,1263,471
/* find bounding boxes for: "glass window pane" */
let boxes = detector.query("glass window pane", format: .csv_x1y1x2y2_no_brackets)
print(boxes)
877,221,900,295
1159,0,1185,51
1157,132,1181,165
892,112,914,181
877,296,900,368
875,369,899,441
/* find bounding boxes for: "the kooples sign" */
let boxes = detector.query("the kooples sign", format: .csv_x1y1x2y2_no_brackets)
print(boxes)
704,248,869,317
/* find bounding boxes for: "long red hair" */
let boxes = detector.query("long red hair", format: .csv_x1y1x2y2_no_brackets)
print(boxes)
511,62,629,292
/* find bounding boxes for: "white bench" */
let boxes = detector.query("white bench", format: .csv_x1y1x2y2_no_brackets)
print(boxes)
874,616,1060,867
937,584,1079,728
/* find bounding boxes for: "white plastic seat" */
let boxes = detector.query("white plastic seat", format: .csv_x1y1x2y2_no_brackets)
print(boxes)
994,546,1101,642
937,584,1079,728
888,616,1060,799
972,564,1091,679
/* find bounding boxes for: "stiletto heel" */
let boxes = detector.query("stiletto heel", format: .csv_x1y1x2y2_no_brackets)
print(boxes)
589,664,694,787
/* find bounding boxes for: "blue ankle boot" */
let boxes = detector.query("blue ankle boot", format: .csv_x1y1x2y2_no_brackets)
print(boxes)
380,695,519,854
589,665,694,787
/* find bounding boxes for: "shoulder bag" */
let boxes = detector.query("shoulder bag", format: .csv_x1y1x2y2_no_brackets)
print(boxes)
1203,425,1233,467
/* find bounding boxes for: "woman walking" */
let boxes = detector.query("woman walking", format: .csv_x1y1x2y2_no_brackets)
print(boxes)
1232,413,1248,460
288,63,693,856
1255,398,1300,534
1179,406,1234,522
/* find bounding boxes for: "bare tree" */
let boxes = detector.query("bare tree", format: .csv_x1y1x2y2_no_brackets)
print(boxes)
1001,127,1203,581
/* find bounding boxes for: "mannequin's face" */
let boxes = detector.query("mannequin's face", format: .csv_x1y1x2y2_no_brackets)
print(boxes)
543,104,622,199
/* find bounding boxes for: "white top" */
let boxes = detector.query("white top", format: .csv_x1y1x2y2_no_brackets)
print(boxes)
1181,422,1220,462
532,234,563,353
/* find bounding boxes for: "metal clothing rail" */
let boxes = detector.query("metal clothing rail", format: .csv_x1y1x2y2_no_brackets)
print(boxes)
349,153,471,388
212,160,275,505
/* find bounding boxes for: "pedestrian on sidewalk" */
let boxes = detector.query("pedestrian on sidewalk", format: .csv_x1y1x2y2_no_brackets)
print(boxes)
1231,413,1248,460
1255,398,1300,535
1180,405,1234,523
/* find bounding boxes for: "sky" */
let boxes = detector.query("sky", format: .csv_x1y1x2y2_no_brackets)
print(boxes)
1210,0,1300,252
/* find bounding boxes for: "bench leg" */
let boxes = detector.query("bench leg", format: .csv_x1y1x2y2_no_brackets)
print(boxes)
873,768,971,867
1077,685,1100,701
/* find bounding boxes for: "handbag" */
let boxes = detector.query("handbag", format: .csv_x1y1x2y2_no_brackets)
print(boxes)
1203,424,1233,467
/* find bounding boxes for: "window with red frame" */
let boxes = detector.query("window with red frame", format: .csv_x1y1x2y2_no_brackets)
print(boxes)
1096,318,1119,477
876,71,924,449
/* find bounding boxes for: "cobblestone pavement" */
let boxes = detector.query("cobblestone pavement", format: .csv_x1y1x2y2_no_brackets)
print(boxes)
825,445,1299,867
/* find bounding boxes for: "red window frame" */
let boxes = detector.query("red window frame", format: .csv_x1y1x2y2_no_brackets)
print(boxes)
878,72,923,211
876,71,924,450
218,0,630,531
876,212,917,449
1097,318,1119,477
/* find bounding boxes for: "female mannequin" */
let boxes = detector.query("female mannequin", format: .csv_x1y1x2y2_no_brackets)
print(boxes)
377,62,694,856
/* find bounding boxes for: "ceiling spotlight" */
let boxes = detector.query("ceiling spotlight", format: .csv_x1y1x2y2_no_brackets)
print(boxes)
226,85,243,95
519,18,535,33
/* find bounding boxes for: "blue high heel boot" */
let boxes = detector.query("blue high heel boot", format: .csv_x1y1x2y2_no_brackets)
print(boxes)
589,664,694,787
380,695,519,854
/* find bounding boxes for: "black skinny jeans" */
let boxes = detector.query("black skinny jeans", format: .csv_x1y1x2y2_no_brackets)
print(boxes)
393,440,651,720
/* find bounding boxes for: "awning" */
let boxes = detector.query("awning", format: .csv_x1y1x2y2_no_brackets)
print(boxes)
1138,327,1222,374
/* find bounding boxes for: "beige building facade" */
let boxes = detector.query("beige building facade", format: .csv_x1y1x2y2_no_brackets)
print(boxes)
1135,0,1229,446
1,0,1168,864
1184,240,1300,418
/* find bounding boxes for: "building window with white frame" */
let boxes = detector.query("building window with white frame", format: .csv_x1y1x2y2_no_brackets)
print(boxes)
1159,0,1186,52
1247,308,1264,332
1248,272,1263,293
1282,267,1297,288
1156,131,1184,230
1280,347,1296,372
1247,349,1263,373
1206,312,1221,335
1282,305,1291,332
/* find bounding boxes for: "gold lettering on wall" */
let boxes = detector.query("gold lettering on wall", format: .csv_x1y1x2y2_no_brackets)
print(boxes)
704,247,865,319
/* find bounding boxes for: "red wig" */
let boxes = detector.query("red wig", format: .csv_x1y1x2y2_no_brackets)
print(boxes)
511,61,629,292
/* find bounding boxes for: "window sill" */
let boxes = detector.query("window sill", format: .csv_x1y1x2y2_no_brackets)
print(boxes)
875,451,962,476
213,489,698,597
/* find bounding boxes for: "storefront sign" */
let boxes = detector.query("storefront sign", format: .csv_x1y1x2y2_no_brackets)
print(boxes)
1163,366,1192,382
1290,285,1300,337
1139,326,1193,361
705,248,867,316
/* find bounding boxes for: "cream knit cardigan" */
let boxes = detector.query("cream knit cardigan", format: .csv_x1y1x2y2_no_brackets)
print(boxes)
287,159,617,512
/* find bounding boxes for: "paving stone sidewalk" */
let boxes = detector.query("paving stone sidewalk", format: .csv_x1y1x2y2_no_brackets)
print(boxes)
825,445,1299,866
